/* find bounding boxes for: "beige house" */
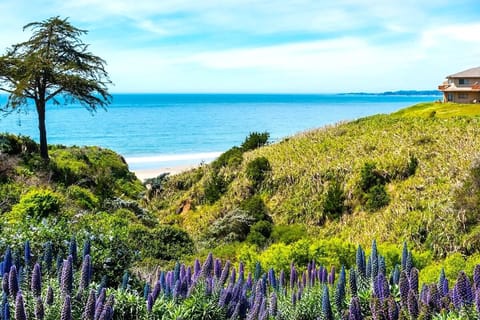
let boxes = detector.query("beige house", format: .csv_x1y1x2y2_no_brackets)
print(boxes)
438,67,480,103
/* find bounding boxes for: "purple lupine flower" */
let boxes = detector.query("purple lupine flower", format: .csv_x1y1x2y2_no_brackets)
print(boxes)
407,289,418,319
79,255,91,292
143,283,150,300
3,247,12,276
8,266,19,298
474,265,480,291
200,253,214,278
269,292,278,317
173,279,181,299
258,297,267,320
350,268,358,297
95,288,106,319
302,272,307,289
173,262,180,283
328,266,335,285
409,268,419,294
15,292,26,320
31,263,42,297
366,256,372,279
438,268,447,296
356,245,366,277
247,280,264,320
420,284,428,305
180,264,186,282
405,252,413,275
43,241,53,272
291,290,297,306
2,273,9,295
268,268,277,290
217,261,230,290
214,259,222,279
82,290,96,320
99,305,113,320
246,273,253,291
193,259,201,278
3,301,9,320
186,267,193,287
399,271,410,306
254,262,262,281
147,293,154,313
374,273,390,301
61,296,72,320
279,270,285,289
322,285,333,320
387,297,399,320
46,286,54,305
322,267,329,284
455,270,474,307
392,264,400,285
290,264,297,290
35,296,44,320
335,266,346,312
348,296,363,320
370,297,383,320
230,268,237,285
218,284,233,308
61,255,74,296
452,284,461,310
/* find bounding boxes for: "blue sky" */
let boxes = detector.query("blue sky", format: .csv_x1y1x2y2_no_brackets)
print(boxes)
0,0,479,93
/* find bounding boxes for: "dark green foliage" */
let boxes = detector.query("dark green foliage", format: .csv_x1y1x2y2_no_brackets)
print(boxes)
203,173,228,204
240,132,270,152
358,162,390,211
270,224,307,244
130,225,194,261
365,184,390,211
359,162,386,192
0,134,38,155
245,157,271,188
239,195,270,222
323,180,346,218
212,146,244,171
246,221,273,246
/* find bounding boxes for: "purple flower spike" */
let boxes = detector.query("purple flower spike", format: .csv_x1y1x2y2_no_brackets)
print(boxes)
348,296,362,320
15,292,27,320
82,290,96,320
79,255,92,291
8,266,19,298
35,296,45,320
61,295,72,320
31,263,42,297
61,256,74,296
46,286,54,305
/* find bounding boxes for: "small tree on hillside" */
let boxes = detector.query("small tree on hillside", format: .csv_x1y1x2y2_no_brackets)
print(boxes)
0,17,111,160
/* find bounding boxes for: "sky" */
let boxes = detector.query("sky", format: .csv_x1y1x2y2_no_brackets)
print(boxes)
0,0,479,93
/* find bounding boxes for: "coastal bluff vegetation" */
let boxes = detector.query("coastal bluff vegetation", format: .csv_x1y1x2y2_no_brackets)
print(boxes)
3,102,480,318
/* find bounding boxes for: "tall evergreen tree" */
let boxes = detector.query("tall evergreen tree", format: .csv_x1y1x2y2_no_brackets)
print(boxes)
0,17,111,160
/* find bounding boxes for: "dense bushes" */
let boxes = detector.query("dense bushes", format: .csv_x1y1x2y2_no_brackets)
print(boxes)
358,162,390,211
245,156,271,189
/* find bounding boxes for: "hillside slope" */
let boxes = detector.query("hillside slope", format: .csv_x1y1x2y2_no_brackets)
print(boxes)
151,102,480,259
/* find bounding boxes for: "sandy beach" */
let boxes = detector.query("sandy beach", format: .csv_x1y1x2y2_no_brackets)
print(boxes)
132,164,198,181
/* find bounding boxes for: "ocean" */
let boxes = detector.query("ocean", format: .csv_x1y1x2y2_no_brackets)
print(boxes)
0,94,438,170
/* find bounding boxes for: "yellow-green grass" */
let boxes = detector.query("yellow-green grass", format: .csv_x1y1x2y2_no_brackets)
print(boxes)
393,102,480,118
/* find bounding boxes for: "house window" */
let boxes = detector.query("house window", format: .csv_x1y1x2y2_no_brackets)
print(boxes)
458,93,468,99
459,79,469,85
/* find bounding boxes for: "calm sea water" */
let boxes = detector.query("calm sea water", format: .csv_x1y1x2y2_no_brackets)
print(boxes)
0,94,438,170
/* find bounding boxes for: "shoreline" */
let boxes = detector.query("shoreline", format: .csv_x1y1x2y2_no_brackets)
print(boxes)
132,164,198,181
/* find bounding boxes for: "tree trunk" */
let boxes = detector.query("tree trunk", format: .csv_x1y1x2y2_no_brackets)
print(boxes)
36,101,49,160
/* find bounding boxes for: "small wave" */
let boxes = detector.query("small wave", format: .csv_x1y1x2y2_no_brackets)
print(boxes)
125,151,223,164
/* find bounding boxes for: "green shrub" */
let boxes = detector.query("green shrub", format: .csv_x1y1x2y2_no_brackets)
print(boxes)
246,220,273,246
271,224,307,244
359,162,386,192
10,188,62,219
211,146,243,170
0,133,38,155
364,184,390,211
240,131,270,151
239,195,269,221
245,156,271,188
323,180,345,218
67,185,99,210
130,224,195,261
203,172,227,204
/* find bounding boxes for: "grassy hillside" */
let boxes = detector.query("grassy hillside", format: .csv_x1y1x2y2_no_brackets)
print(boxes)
149,102,480,261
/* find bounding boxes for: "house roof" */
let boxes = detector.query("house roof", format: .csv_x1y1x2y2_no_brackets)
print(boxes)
447,67,480,78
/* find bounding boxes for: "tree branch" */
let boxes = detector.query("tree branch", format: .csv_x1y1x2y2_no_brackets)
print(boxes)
45,87,64,101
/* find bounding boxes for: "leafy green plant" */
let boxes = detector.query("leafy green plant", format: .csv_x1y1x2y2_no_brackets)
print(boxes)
240,131,270,152
245,156,271,188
